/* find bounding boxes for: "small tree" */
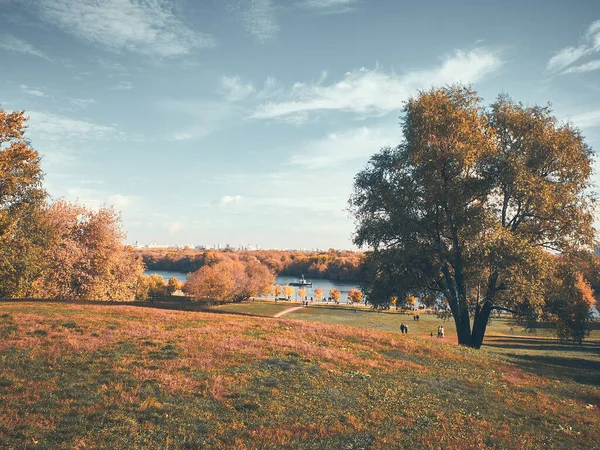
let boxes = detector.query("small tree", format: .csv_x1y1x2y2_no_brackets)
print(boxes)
348,288,363,304
405,294,418,309
314,287,323,301
546,266,595,345
298,287,307,299
330,288,341,303
167,277,183,295
274,284,282,298
283,285,294,299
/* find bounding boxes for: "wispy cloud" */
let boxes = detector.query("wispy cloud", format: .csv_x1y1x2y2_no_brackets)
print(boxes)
27,111,124,141
160,99,236,141
290,126,397,169
299,0,359,14
219,195,243,206
251,48,502,121
69,98,96,110
36,0,215,57
0,35,51,60
563,59,600,74
219,76,255,101
20,84,47,97
63,187,139,211
547,19,600,74
233,0,279,42
569,109,600,129
111,80,133,90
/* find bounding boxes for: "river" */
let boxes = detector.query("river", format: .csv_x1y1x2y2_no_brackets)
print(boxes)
144,270,362,303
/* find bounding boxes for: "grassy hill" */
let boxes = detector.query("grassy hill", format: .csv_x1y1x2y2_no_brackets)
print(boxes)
0,301,598,449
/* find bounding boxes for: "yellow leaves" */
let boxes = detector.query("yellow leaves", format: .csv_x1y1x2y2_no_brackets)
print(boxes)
283,285,295,299
348,288,363,303
574,273,595,309
313,287,323,300
184,259,274,303
329,289,341,301
405,294,418,306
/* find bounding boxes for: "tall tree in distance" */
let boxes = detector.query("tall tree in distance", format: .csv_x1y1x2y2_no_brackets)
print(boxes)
0,109,47,297
350,85,595,348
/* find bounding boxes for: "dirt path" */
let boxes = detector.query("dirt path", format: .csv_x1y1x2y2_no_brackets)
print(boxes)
273,306,304,318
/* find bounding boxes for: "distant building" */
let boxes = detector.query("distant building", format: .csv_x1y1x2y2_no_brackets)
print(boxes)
595,245,600,257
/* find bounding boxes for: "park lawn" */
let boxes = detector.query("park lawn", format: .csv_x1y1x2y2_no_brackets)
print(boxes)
209,301,293,317
0,302,598,449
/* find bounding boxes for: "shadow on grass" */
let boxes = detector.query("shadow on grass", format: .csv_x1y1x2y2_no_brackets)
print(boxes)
484,335,600,385
484,335,600,353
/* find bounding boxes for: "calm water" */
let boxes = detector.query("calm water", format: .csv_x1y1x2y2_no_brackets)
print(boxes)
144,270,362,303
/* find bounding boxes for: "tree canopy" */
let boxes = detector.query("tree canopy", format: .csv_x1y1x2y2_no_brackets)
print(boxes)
350,85,596,348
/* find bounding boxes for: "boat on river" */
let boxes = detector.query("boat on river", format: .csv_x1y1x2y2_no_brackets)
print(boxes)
289,275,312,287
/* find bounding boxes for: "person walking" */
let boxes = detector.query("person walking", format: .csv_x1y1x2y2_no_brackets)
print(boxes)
440,326,444,338
400,323,406,334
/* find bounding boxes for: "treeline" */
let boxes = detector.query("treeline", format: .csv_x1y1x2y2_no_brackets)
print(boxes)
139,249,364,281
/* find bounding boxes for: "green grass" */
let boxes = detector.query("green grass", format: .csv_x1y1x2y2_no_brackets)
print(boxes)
211,301,293,317
0,301,598,449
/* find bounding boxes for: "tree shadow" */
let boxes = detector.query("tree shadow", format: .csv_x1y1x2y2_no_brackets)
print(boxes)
483,335,600,386
484,335,600,353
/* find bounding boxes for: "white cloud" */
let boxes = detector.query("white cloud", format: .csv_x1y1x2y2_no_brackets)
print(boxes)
167,221,183,234
161,99,236,141
70,98,96,110
563,59,600,74
547,19,600,74
27,111,124,141
547,46,590,73
289,126,397,169
251,48,502,121
20,84,47,97
219,76,255,101
301,0,357,7
219,195,243,206
63,187,138,211
111,81,133,90
569,109,600,129
235,0,279,42
299,0,359,13
37,0,215,57
0,35,50,60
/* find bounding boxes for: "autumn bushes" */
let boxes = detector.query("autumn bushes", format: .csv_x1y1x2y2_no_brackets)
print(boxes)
183,258,274,304
0,200,144,301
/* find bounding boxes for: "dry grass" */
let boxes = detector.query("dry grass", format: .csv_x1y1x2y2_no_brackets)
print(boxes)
0,301,598,449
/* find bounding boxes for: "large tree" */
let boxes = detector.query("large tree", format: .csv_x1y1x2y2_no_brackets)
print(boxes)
0,109,48,297
350,86,595,348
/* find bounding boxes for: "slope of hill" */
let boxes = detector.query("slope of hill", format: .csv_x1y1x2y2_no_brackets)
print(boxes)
0,302,598,449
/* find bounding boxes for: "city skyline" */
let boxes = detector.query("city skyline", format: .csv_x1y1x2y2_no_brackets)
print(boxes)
1,1,599,248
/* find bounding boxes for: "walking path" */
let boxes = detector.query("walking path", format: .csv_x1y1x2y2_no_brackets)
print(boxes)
273,306,304,318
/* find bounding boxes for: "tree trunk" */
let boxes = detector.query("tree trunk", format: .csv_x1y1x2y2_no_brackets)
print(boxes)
454,309,473,346
470,272,498,349
470,301,492,349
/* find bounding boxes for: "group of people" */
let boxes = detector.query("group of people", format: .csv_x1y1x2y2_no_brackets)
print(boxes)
400,323,409,334
413,314,420,321
436,325,445,338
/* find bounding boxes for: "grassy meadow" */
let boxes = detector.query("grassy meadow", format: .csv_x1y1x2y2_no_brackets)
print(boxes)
0,301,599,449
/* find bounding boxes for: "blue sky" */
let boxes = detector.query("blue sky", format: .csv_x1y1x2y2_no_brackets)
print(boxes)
1,0,599,249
